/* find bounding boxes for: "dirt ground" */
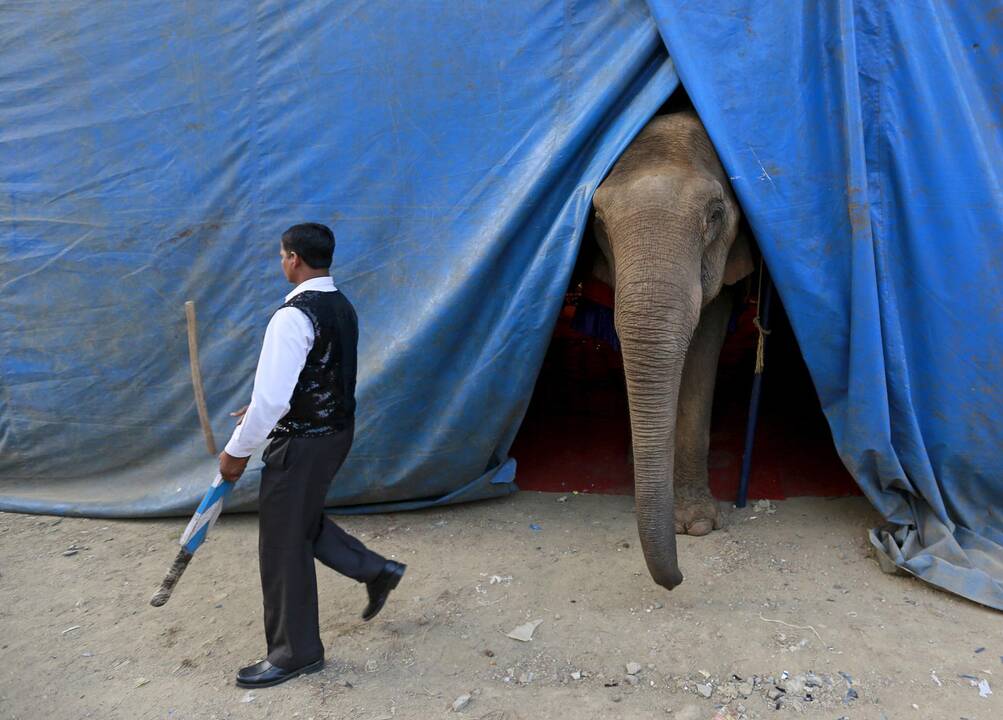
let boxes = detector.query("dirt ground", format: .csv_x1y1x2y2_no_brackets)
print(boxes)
1,492,999,720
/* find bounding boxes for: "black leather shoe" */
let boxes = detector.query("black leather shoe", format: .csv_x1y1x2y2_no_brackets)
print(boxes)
362,560,406,621
235,658,323,688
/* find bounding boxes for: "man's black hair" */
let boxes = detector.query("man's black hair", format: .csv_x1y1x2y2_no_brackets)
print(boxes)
281,223,335,269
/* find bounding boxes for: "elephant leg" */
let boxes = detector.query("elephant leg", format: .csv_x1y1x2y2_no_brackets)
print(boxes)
673,290,733,536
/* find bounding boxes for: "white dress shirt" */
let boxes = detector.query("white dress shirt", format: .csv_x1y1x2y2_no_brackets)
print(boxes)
224,276,338,458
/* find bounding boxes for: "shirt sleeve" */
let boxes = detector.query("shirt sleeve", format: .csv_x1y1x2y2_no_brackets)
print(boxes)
223,307,314,458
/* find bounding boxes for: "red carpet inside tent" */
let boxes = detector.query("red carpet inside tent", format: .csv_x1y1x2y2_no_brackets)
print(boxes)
511,283,860,501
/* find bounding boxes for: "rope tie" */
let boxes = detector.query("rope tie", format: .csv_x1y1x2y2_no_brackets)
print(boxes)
753,258,770,374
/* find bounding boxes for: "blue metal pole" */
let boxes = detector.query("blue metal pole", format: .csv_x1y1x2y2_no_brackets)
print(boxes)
736,272,773,508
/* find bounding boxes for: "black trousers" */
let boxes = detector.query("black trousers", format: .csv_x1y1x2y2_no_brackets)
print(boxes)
258,424,385,669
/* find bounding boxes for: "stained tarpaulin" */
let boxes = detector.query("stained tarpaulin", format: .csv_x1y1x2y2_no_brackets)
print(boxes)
2,1,1001,611
0,2,677,515
647,1,1003,609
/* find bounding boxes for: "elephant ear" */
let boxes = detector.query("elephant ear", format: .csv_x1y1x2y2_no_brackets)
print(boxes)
723,226,755,285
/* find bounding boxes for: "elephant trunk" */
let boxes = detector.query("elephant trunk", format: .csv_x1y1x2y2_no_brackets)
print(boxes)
612,230,702,591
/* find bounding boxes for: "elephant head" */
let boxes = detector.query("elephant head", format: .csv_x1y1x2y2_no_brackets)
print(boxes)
592,111,752,589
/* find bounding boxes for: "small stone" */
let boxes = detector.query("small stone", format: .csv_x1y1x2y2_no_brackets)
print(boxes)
507,619,543,642
696,683,713,698
785,676,805,695
518,672,532,684
626,662,642,675
653,602,664,609
451,694,471,712
571,671,582,681
738,681,754,697
753,499,776,514
483,649,494,657
767,687,785,701
611,695,622,703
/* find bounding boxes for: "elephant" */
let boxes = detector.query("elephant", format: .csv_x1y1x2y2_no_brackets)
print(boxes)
590,110,754,590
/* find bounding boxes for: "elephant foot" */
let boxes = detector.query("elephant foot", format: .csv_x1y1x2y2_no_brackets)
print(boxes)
674,481,721,536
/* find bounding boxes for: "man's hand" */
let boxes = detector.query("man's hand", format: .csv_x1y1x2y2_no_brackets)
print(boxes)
219,451,250,483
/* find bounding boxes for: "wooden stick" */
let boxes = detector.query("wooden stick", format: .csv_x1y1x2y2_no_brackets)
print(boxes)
185,300,217,455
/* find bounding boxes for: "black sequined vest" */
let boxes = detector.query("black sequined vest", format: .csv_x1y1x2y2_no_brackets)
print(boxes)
270,289,357,438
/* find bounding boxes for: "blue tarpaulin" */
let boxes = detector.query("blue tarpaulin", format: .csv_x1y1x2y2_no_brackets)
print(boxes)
0,0,677,516
646,0,1003,609
1,1,1000,609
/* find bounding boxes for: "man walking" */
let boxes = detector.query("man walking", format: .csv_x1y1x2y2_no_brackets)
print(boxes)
218,223,406,689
